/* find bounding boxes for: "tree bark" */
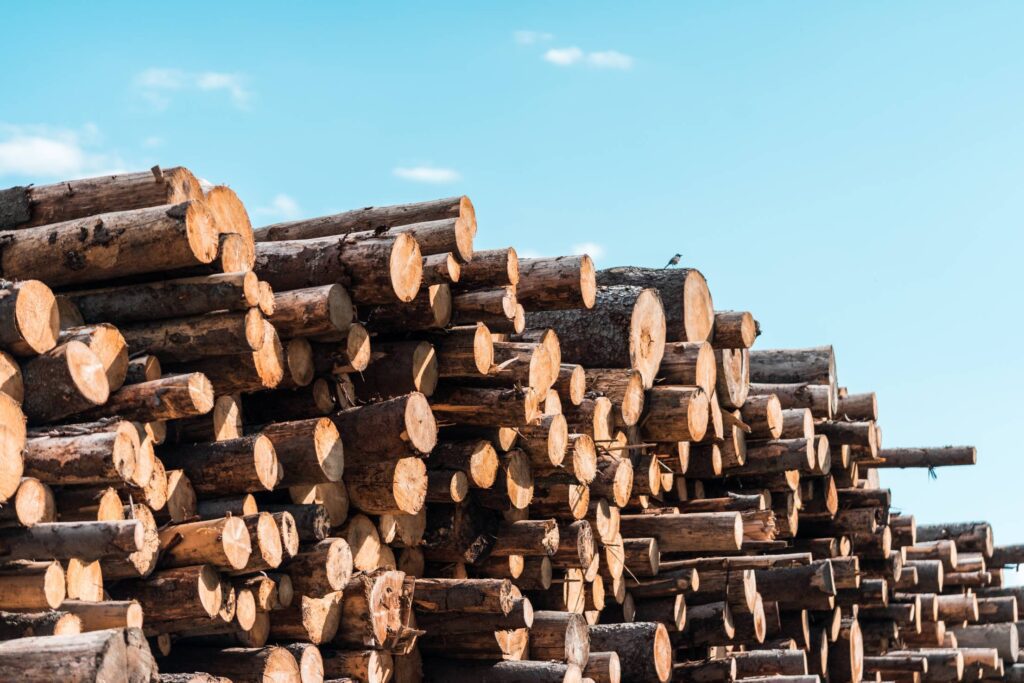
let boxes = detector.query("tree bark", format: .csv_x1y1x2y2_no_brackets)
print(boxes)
526,285,666,387
254,233,422,304
1,200,219,286
516,255,597,310
596,266,713,344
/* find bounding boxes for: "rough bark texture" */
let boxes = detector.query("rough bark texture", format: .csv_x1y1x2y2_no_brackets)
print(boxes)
596,266,713,343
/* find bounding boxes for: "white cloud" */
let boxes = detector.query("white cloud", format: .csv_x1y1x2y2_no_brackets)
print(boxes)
142,136,163,148
572,242,606,259
254,194,302,220
587,50,634,70
541,46,634,70
516,249,545,259
0,124,127,179
514,30,553,45
544,47,584,66
393,165,461,184
135,68,250,110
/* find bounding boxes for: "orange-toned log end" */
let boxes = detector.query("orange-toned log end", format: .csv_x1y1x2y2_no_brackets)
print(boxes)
13,280,60,356
254,434,282,491
712,310,758,349
580,254,597,309
630,288,667,388
184,199,221,265
0,351,23,402
404,391,439,455
683,269,715,343
204,185,255,244
390,233,424,302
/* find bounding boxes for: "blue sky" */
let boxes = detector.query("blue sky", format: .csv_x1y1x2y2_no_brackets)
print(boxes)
3,2,1022,578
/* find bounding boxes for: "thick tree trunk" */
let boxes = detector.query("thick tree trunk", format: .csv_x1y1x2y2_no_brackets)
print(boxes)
589,621,673,683
526,285,666,387
21,341,110,424
366,284,452,333
77,372,214,423
0,280,59,357
619,512,742,553
596,266,713,344
109,564,222,620
330,393,437,462
160,434,281,495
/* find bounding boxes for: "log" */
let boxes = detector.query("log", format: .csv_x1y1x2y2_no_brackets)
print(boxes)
430,439,500,489
305,325,372,377
917,521,994,557
0,477,55,527
640,386,709,442
175,320,285,394
712,311,758,349
335,570,408,650
516,255,597,310
21,341,109,424
0,166,201,229
160,646,300,683
24,422,137,486
345,457,427,515
716,348,749,410
229,512,286,574
0,520,141,562
0,350,23,402
258,416,344,486
0,280,59,357
366,284,452,333
869,446,977,469
283,537,353,596
421,252,461,285
586,368,645,427
0,627,141,682
254,233,422,303
255,195,474,240
118,309,265,362
431,659,588,683
430,324,493,377
352,341,438,400
1,200,219,286
526,286,666,387
268,591,343,645
732,649,808,677
748,382,833,419
59,599,143,631
457,247,519,288
123,355,161,385
269,284,354,339
160,433,280,496
77,372,215,423
658,342,716,394
0,610,80,639
331,392,437,460
109,565,221,621
530,609,591,667
67,271,261,324
430,385,540,427
156,516,251,571
836,392,878,421
589,622,672,683
618,512,742,553
951,623,1019,662
414,578,515,615
596,266,713,343
322,649,392,683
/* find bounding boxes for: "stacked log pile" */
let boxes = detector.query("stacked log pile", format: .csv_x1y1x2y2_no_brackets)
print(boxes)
0,165,1019,683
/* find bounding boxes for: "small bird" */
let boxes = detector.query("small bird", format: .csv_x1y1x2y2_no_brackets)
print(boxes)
664,253,682,268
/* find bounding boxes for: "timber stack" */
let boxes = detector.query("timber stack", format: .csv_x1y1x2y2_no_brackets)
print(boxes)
0,165,1017,683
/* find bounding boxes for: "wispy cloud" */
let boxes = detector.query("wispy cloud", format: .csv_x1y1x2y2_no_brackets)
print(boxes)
544,47,584,66
254,194,302,220
393,165,461,184
545,46,635,69
135,68,251,110
586,50,634,70
572,242,606,260
514,30,553,45
0,123,127,179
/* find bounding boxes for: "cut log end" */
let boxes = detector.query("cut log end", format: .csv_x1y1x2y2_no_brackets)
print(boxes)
630,288,667,387
15,280,60,355
184,199,221,264
390,233,425,302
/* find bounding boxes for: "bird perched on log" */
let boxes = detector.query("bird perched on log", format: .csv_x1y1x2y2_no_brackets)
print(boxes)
664,253,682,268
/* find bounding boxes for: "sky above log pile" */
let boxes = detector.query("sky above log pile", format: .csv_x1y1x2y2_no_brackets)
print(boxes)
2,2,1022,580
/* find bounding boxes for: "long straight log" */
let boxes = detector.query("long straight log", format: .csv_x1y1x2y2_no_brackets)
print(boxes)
619,512,742,553
0,201,219,286
160,434,281,495
0,166,202,229
254,195,474,241
67,271,261,325
77,372,214,423
516,255,597,310
869,446,977,469
254,233,422,304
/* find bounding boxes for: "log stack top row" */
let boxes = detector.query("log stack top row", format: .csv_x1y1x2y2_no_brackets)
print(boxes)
0,164,1016,683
